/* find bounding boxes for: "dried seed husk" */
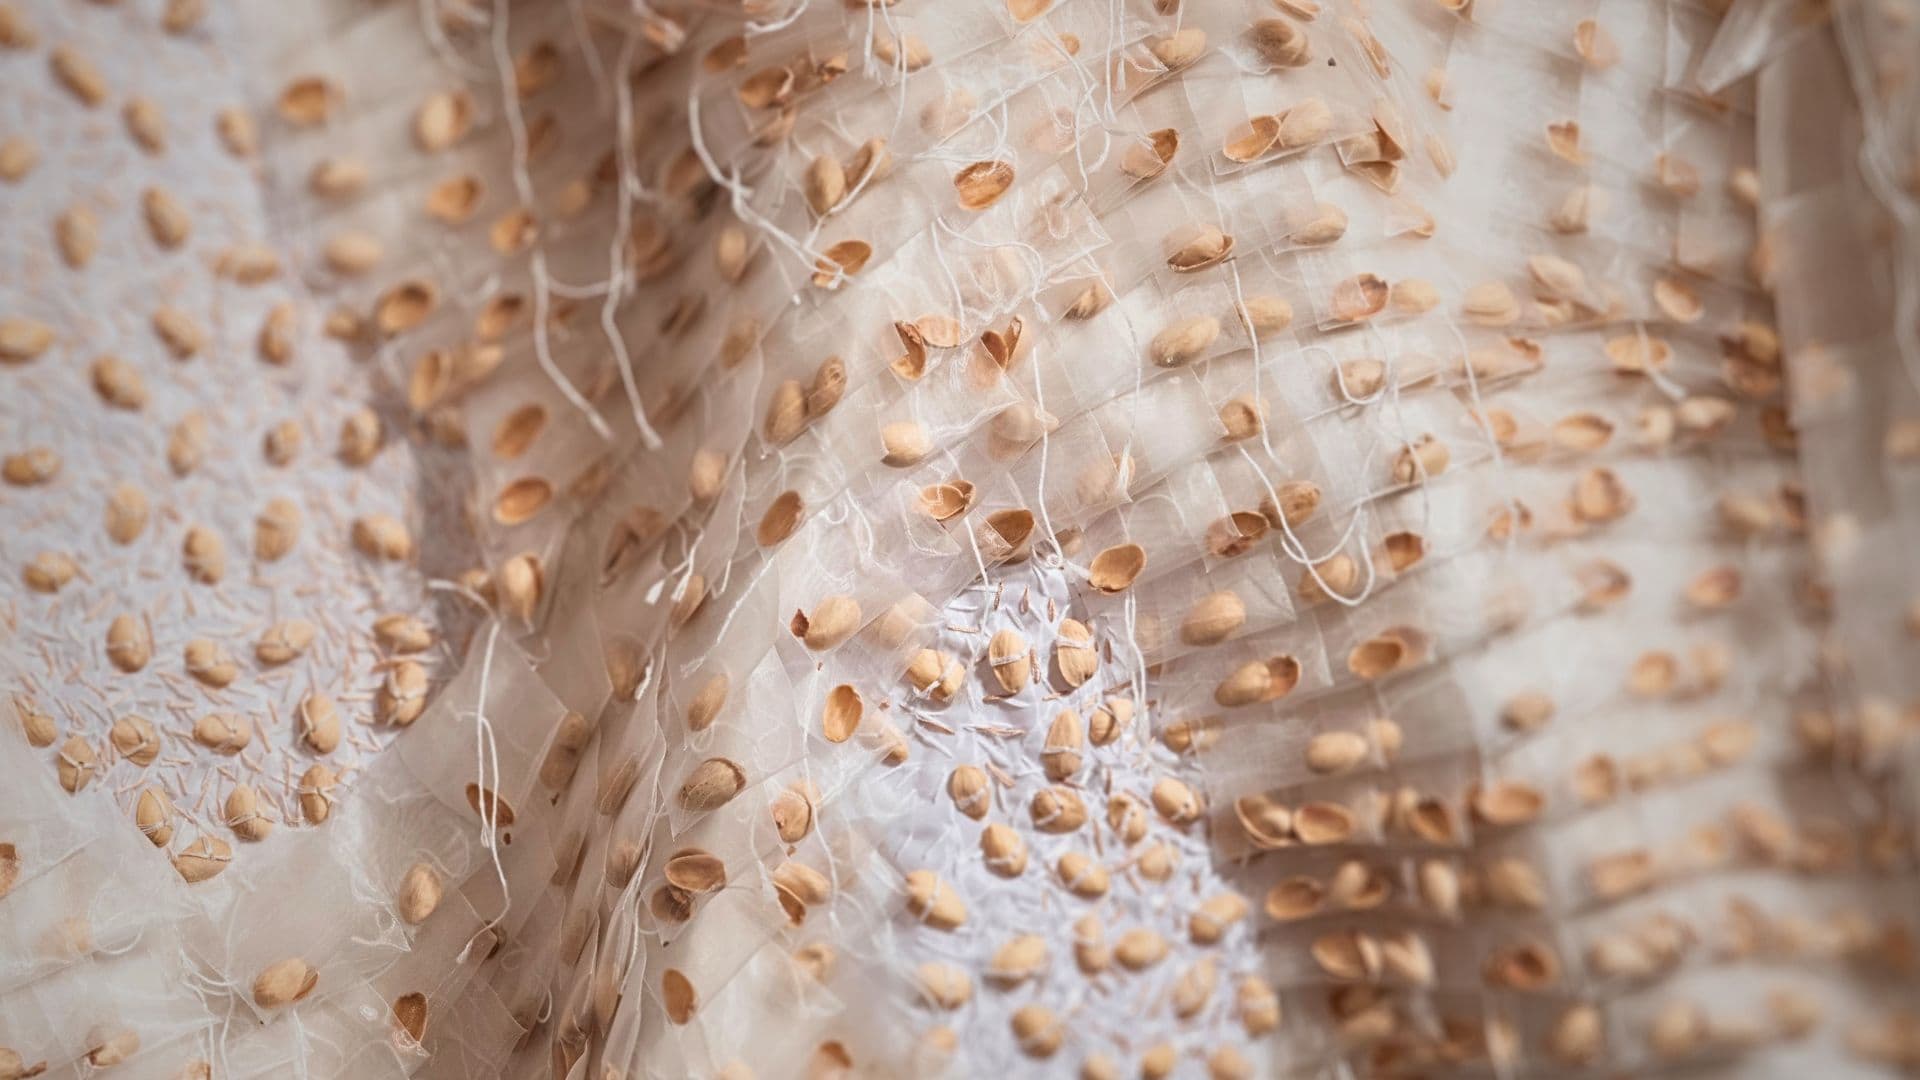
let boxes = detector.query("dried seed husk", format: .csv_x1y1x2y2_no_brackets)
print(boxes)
1224,115,1280,163
1168,226,1233,272
905,869,966,929
1275,97,1333,150
308,157,366,199
1331,273,1389,321
679,757,746,811
1206,511,1269,558
1291,201,1348,245
298,765,337,824
1484,941,1560,990
339,408,383,465
987,629,1031,694
1391,434,1449,485
57,734,97,793
110,715,159,766
811,240,872,288
917,481,974,521
665,848,727,893
1054,618,1097,686
251,497,301,562
136,786,173,846
225,784,273,841
1311,929,1381,980
1122,128,1179,179
1248,18,1311,66
141,187,190,249
256,619,315,665
1219,395,1266,441
1088,543,1146,593
1181,591,1246,646
254,958,318,1009
1574,19,1618,68
820,684,862,743
106,613,151,673
18,703,56,748
1295,801,1355,844
178,525,225,584
1265,877,1324,921
791,595,861,650
462,783,516,829
1572,467,1634,523
655,968,697,1026
1150,315,1220,366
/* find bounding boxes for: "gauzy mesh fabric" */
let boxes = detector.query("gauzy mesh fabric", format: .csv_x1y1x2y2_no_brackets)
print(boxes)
5,0,1920,1077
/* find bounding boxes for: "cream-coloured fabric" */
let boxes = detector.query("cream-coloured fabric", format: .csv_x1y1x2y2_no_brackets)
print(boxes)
5,0,1920,1077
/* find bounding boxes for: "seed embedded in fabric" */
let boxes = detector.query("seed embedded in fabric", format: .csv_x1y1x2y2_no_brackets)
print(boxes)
820,684,862,743
1152,776,1202,824
1150,315,1220,366
136,787,174,846
1054,619,1098,686
1011,1005,1063,1058
1088,544,1146,593
918,963,972,1009
811,240,872,288
106,613,152,673
1122,127,1179,179
905,869,967,929
880,421,931,467
679,757,746,811
986,629,1032,694
376,661,428,725
254,958,318,1009
225,785,273,841
57,734,98,793
22,552,76,593
951,159,1012,210
109,715,159,766
255,619,315,665
989,934,1049,984
1168,226,1234,273
0,316,53,363
1042,709,1085,780
1225,115,1280,163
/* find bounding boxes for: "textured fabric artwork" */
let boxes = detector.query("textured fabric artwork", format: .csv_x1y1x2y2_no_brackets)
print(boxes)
5,0,1920,1076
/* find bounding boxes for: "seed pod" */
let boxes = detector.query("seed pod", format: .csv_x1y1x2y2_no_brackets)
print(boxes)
810,240,872,288
57,735,97,792
665,849,727,894
225,785,273,841
109,715,159,766
254,958,318,1009
1294,801,1355,844
1054,619,1097,686
954,160,1014,210
981,822,1029,875
947,764,990,819
679,757,746,811
985,629,1031,694
136,786,174,846
1391,434,1449,484
1042,710,1084,780
174,835,232,882
791,595,860,650
376,661,428,725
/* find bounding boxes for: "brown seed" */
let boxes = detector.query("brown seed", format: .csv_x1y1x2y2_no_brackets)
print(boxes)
811,240,872,288
178,639,234,689
982,822,1030,875
1150,315,1220,366
1653,277,1703,322
225,785,273,841
254,958,318,1009
665,848,727,894
372,614,432,654
374,280,437,336
1331,273,1389,321
106,613,151,673
338,409,383,466
954,161,1014,210
293,693,339,754
1572,467,1634,523
1546,120,1585,163
947,765,990,819
135,787,174,846
1224,115,1280,163
1472,781,1545,827
352,514,414,561
905,869,966,929
21,551,76,593
56,734,97,793
298,765,337,824
251,497,301,562
18,702,56,748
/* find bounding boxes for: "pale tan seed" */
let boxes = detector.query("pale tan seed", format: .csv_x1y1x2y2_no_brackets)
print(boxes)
804,155,847,216
54,204,98,269
1150,315,1220,366
1055,618,1097,686
173,835,233,881
18,701,57,748
810,240,872,288
57,734,98,793
791,595,861,650
375,280,437,336
352,514,413,561
372,661,427,727
191,713,250,754
253,619,315,666
817,683,864,743
225,785,273,841
106,613,151,673
989,934,1049,984
253,958,318,1009
880,421,931,467
21,551,76,593
1149,27,1207,69
1249,18,1312,66
979,822,1030,877
0,315,53,363
917,963,972,1009
1043,709,1085,780
50,45,106,105
1224,115,1280,163
298,765,337,824
1115,927,1169,971
1088,543,1146,593
1306,731,1369,774
150,306,204,360
1121,127,1179,179
179,525,225,584
142,187,190,249
215,244,281,284
1011,1005,1063,1058
1,447,57,486
1168,226,1233,272
987,629,1031,694
905,868,966,929
413,90,472,152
